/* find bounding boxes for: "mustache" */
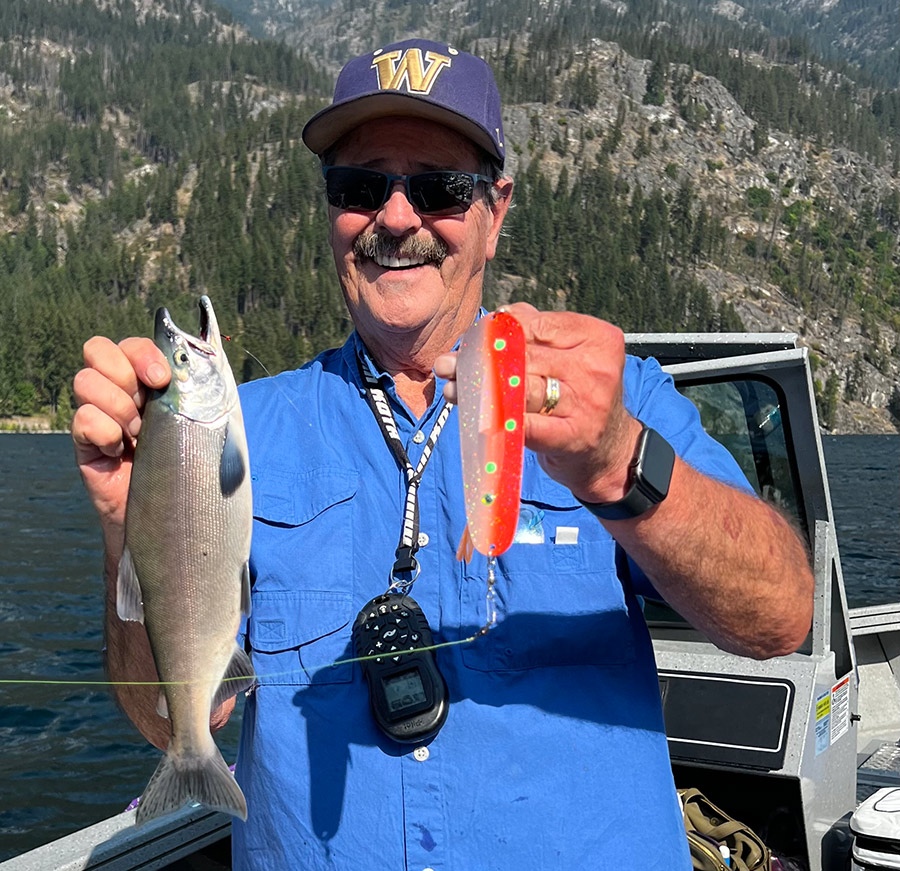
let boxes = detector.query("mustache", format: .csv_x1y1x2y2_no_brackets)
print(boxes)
353,233,448,266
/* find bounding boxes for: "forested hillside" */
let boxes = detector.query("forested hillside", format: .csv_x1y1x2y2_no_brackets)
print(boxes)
0,0,897,432
0,0,341,425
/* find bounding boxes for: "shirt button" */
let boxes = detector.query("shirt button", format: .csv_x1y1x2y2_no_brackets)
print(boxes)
418,532,429,547
412,430,425,444
413,746,430,762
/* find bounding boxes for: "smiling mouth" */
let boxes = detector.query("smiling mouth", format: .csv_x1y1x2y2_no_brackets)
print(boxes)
355,233,447,270
373,254,429,269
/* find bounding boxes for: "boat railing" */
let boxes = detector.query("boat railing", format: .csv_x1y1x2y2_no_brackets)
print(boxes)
0,803,231,871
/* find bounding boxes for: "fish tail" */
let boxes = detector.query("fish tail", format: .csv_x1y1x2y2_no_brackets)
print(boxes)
134,744,247,826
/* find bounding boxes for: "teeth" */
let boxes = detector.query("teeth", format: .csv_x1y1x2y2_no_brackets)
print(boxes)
374,254,426,268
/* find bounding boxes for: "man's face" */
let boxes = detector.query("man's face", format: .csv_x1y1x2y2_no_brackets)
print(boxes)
327,117,511,353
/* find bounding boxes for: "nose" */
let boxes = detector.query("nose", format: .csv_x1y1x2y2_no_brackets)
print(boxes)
377,180,423,237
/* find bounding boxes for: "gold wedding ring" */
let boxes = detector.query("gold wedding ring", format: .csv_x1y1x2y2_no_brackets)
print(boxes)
539,377,561,415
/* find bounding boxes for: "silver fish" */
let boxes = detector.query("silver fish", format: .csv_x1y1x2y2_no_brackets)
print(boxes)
117,295,253,826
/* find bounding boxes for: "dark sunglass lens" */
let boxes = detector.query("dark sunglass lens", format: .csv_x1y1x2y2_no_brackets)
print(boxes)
326,168,388,211
411,172,475,213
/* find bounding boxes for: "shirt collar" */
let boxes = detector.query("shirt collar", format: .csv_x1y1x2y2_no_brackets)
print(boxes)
341,308,488,402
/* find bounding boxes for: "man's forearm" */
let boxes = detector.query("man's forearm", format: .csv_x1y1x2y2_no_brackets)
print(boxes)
607,458,814,659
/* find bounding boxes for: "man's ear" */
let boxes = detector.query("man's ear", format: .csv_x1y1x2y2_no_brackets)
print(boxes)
485,178,513,261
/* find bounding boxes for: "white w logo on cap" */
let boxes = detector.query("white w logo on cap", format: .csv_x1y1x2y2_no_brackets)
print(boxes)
371,49,451,95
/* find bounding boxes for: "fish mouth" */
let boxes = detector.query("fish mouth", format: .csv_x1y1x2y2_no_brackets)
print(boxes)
154,297,220,357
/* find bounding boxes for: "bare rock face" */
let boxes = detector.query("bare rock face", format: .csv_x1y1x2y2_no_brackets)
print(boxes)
694,266,898,434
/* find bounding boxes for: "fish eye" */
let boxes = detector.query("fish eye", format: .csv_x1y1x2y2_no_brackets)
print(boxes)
176,351,189,365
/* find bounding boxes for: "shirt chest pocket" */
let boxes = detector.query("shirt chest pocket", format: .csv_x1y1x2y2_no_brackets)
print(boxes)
247,468,357,686
460,493,636,672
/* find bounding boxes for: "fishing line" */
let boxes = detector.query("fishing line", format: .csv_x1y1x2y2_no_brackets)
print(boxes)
226,337,311,428
0,341,504,692
0,631,491,688
231,341,273,378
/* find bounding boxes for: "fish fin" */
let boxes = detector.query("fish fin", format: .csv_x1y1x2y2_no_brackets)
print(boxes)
219,422,246,497
211,645,255,713
240,562,251,617
134,745,247,826
116,546,145,624
157,689,169,720
455,526,475,564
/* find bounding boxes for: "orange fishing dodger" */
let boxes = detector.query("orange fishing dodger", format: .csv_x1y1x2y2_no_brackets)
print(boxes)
456,311,526,563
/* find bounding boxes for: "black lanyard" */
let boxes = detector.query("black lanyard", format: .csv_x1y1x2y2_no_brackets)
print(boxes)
357,356,453,592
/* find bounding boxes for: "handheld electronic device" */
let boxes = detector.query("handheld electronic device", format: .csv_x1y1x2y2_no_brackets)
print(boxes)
352,592,449,743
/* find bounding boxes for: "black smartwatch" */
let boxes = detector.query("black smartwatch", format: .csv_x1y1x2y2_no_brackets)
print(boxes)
578,424,675,521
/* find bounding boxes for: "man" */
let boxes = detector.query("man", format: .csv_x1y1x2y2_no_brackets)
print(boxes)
72,38,813,870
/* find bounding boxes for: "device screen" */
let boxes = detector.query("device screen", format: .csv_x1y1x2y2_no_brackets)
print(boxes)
383,669,427,714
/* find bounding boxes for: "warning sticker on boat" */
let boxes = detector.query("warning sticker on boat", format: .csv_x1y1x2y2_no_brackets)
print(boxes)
814,691,831,756
830,677,850,743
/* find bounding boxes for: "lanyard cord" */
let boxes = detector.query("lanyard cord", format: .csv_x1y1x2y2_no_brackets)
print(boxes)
357,356,453,592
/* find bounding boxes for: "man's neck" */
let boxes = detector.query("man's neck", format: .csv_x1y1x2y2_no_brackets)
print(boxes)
391,371,436,419
359,325,459,419
364,346,437,419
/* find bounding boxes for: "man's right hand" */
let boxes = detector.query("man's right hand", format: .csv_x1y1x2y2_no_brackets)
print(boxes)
71,336,171,556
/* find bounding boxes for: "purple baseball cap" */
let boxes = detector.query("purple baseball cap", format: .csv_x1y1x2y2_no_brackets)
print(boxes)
302,38,506,167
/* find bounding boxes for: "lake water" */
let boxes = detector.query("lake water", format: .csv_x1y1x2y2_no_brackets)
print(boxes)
0,433,897,860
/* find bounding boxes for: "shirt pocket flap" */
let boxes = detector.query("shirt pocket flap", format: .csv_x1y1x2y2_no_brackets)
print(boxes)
252,467,358,527
249,589,352,653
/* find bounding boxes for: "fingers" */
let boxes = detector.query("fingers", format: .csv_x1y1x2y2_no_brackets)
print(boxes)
496,302,539,329
434,351,458,403
498,303,592,352
74,367,143,441
525,372,562,417
517,316,623,418
118,337,171,390
82,336,170,402
72,401,129,460
442,306,627,475
73,336,170,460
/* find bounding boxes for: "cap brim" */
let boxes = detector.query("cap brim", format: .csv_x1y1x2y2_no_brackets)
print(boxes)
302,91,504,166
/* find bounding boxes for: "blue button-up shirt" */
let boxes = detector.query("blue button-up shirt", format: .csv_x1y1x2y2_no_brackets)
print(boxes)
232,331,749,870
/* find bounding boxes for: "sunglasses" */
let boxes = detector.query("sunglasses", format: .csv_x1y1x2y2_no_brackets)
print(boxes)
322,166,495,215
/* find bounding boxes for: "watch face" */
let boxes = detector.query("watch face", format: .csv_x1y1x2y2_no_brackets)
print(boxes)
576,425,675,520
636,428,675,503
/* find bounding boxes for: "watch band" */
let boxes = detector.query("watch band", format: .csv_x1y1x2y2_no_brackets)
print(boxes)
577,424,675,521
